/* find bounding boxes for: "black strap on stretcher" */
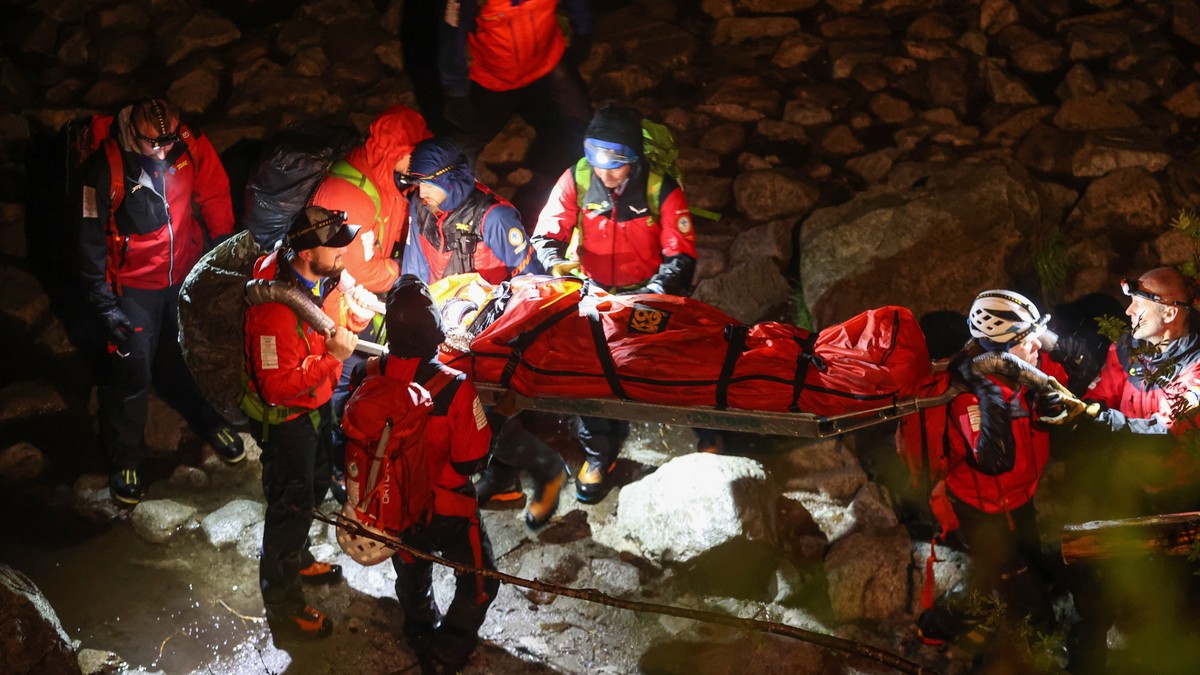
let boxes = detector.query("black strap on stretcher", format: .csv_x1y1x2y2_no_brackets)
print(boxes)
790,332,824,413
715,324,748,410
580,296,630,400
497,303,579,389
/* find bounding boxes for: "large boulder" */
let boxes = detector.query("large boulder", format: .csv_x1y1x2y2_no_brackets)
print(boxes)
799,160,1042,327
0,564,80,674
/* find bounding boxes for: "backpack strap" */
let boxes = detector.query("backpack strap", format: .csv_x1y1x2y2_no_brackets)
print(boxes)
101,138,124,214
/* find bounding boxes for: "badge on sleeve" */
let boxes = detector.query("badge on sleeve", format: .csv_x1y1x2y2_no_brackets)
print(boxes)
677,216,692,235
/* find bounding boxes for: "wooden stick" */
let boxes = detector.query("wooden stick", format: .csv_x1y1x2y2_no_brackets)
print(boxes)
313,510,938,675
1061,511,1200,564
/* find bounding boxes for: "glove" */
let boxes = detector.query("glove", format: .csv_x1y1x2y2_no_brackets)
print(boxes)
101,307,135,354
342,289,376,324
565,33,594,67
1034,391,1068,424
1064,397,1102,422
551,260,581,277
618,281,663,296
443,94,477,133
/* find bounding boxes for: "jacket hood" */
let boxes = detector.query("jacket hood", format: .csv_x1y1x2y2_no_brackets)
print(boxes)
345,105,432,194
410,136,474,212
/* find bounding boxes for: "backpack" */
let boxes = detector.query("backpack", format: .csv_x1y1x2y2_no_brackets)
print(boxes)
242,121,370,252
340,358,456,544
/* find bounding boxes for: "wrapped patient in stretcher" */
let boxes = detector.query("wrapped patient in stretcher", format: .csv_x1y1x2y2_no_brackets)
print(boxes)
429,274,932,416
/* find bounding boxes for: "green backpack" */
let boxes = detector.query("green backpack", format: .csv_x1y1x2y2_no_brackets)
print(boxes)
572,118,721,224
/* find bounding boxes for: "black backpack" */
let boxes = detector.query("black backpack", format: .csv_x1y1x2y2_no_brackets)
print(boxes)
242,121,363,251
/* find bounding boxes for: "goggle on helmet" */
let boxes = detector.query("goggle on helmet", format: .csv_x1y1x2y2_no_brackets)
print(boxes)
968,289,1050,346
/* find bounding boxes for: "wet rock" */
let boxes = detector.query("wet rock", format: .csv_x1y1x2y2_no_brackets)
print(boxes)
733,169,820,222
910,541,970,611
0,564,81,674
0,441,48,482
800,161,1041,326
613,453,776,564
237,520,265,560
691,258,793,324
131,499,199,544
201,499,265,547
72,473,125,522
0,381,67,423
77,648,126,675
824,525,911,622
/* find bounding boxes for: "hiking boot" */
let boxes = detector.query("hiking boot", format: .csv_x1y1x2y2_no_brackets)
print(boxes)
206,426,245,464
475,467,523,505
575,458,614,504
525,461,569,529
110,468,143,506
299,561,343,585
268,605,333,639
917,604,988,647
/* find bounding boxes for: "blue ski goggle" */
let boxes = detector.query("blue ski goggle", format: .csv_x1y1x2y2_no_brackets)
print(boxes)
584,139,638,170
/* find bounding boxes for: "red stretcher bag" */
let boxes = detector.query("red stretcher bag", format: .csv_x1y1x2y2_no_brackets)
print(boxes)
443,276,931,415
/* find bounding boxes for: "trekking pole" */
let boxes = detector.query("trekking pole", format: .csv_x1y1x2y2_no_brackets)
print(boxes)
312,509,938,675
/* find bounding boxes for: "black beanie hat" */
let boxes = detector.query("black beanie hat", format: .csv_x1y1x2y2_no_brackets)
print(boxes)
585,105,644,156
385,275,445,359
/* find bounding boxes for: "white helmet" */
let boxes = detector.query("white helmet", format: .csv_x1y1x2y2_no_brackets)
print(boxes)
967,289,1049,345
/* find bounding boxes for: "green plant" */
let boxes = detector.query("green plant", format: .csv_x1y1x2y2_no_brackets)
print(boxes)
1035,227,1070,305
791,282,815,332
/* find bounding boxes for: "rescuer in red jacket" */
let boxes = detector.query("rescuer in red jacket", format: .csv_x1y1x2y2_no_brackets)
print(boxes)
242,207,369,641
916,290,1065,649
439,0,594,224
343,275,499,673
78,98,243,505
532,104,699,503
1050,267,1200,674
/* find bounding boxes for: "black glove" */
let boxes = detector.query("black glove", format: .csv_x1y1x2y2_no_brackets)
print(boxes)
565,33,593,67
1033,391,1068,424
442,94,477,133
101,306,135,354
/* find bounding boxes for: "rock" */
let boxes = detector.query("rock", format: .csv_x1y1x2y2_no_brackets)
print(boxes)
0,381,67,423
613,454,776,564
90,31,149,75
1165,82,1200,118
730,219,795,264
236,521,265,560
1071,129,1172,177
979,0,1018,35
869,92,914,125
733,169,820,222
201,499,265,547
911,541,970,610
1015,123,1080,176
1175,2,1200,47
684,174,732,214
713,18,802,45
699,123,746,156
0,564,81,674
800,161,1041,326
772,33,824,69
77,648,126,675
1057,63,1100,100
1065,167,1167,242
846,148,899,184
163,12,242,65
0,441,48,482
480,120,533,165
1012,41,1066,74
0,265,49,327
982,59,1038,105
700,76,780,122
691,258,794,324
130,499,199,544
819,124,864,155
738,0,820,11
1066,24,1130,61
824,526,912,622
1054,95,1141,130
168,69,221,115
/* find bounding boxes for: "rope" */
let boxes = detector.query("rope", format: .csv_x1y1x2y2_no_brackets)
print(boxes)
312,509,938,675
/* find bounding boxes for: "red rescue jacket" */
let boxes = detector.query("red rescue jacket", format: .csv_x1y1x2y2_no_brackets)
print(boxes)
533,162,697,290
80,121,234,292
309,106,432,294
468,0,566,92
241,252,362,421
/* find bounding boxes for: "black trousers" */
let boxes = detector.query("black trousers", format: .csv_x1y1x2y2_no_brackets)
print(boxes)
393,511,499,666
253,406,332,614
575,415,629,467
487,413,566,487
98,284,224,471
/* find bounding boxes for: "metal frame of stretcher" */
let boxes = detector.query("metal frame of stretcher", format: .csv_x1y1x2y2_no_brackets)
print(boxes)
474,383,961,438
